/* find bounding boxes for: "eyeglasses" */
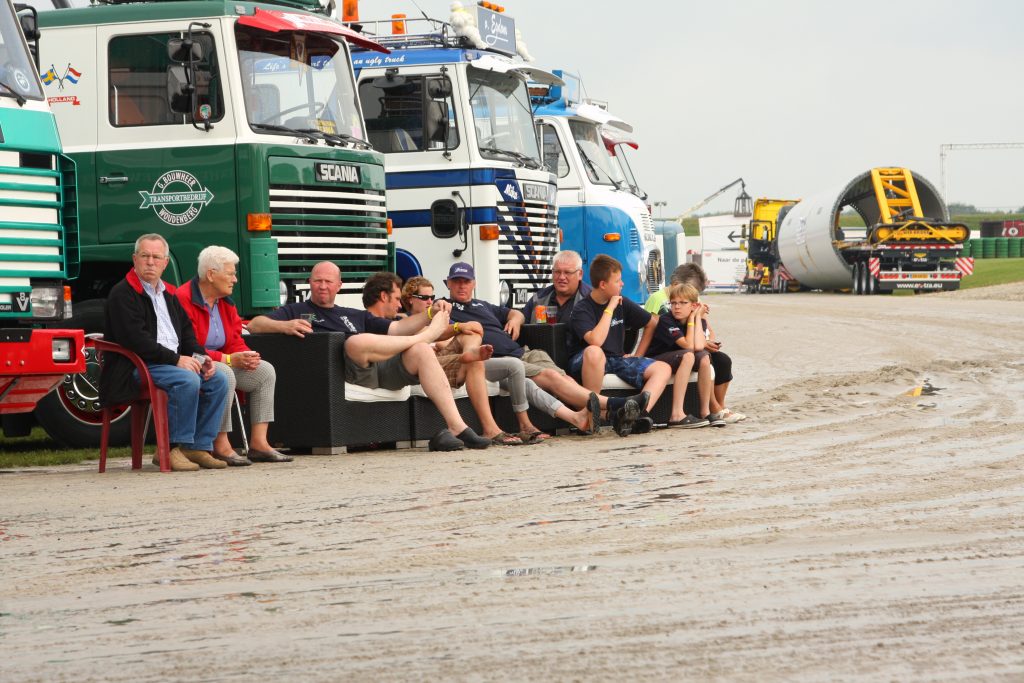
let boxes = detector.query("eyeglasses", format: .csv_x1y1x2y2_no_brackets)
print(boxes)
552,269,580,277
669,300,694,307
135,252,168,261
409,293,434,301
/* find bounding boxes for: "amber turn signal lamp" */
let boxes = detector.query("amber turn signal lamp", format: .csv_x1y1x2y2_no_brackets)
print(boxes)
480,224,500,240
247,213,272,231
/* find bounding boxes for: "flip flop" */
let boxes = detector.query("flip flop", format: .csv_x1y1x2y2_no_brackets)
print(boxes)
519,431,553,444
586,391,601,435
490,431,525,446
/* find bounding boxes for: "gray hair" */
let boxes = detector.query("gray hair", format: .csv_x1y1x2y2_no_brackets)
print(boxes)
197,245,239,275
134,233,169,257
552,249,583,271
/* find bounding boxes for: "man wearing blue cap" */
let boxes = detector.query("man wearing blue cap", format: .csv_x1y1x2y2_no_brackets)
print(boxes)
441,262,646,437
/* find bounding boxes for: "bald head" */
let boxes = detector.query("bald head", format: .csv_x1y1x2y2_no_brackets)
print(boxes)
309,261,342,307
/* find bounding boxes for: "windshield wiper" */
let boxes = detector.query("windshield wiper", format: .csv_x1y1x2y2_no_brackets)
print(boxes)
294,127,374,151
326,130,374,151
479,146,541,169
251,122,319,144
0,80,27,107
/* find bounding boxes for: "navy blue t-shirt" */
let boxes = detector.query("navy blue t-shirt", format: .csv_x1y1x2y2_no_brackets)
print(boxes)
444,298,524,359
267,301,392,335
568,295,651,358
646,316,709,357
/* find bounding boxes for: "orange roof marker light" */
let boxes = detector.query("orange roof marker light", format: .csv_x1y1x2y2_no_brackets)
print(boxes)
478,1,505,12
342,0,359,22
391,13,406,35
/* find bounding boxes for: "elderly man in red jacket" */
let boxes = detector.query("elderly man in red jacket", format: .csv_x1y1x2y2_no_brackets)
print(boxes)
98,233,230,472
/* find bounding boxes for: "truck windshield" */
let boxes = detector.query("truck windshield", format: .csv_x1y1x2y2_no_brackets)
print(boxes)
570,120,623,186
236,25,364,140
0,2,44,102
467,66,541,167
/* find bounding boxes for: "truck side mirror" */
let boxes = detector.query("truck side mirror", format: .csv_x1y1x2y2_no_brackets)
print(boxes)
423,100,449,145
426,78,452,99
166,65,193,114
17,10,39,41
431,199,460,239
167,38,203,64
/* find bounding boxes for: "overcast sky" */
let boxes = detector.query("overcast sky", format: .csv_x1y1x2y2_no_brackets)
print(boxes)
377,0,1024,217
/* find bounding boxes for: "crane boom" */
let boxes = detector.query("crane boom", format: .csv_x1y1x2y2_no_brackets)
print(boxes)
677,178,750,219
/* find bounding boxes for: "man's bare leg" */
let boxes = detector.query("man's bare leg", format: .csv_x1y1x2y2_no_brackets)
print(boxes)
344,312,448,366
401,342,469,435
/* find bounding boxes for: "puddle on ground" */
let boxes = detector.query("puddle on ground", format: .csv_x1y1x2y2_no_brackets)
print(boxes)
495,565,597,578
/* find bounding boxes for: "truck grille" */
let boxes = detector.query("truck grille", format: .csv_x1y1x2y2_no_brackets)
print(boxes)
0,151,75,318
646,248,664,293
496,197,559,291
269,184,389,298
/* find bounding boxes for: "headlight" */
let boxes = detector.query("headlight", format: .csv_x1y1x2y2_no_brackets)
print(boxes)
52,338,73,363
279,280,289,305
30,286,62,319
499,280,511,307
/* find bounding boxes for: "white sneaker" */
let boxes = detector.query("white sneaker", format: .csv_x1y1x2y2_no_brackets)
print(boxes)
720,409,746,423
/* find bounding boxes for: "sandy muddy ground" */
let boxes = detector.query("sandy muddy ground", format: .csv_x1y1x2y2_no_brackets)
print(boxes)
3,285,1024,681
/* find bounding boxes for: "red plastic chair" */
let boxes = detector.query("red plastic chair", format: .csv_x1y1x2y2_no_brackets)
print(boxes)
91,337,172,473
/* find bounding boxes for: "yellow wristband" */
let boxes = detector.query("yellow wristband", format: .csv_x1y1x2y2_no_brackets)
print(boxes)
603,309,614,316
427,307,433,319
686,322,695,327
225,354,232,365
453,322,460,333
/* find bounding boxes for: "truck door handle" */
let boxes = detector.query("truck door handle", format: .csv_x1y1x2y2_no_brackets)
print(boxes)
99,176,129,185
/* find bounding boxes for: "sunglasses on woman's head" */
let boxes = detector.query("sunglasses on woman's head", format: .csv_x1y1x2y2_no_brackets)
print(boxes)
409,293,434,301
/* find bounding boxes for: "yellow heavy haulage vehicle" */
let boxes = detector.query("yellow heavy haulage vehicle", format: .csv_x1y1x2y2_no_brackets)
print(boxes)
744,167,973,294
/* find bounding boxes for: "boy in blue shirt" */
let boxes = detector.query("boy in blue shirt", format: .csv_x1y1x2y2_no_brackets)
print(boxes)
568,255,673,435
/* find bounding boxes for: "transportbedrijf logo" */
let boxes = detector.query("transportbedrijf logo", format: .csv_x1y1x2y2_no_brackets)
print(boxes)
139,170,214,226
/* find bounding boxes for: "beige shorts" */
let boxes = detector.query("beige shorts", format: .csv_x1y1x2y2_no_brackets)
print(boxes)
434,338,466,388
520,349,566,378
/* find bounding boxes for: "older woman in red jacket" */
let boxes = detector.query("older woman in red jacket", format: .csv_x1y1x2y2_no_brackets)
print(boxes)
177,246,291,465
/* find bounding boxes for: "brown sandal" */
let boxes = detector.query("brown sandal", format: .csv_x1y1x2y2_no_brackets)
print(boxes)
490,431,524,446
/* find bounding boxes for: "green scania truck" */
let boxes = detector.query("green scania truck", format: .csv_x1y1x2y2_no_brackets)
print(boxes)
31,0,392,445
1,0,84,437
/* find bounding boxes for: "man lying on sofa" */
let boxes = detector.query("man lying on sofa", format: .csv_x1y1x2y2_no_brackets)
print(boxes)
247,262,490,452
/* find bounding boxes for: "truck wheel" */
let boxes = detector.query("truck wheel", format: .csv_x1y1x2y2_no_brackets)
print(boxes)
852,263,863,295
33,300,131,447
867,269,879,294
859,263,871,295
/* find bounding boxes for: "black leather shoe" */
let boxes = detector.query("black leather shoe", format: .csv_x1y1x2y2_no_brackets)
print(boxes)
631,416,654,435
612,399,640,437
213,452,252,466
247,448,294,463
456,427,491,449
429,429,464,451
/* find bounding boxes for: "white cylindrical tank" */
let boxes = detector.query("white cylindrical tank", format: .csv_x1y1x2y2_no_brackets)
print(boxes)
776,169,948,289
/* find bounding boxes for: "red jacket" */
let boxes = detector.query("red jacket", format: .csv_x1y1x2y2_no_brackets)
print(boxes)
175,277,250,362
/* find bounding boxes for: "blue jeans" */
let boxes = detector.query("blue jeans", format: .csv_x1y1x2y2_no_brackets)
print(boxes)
568,350,655,390
140,364,229,451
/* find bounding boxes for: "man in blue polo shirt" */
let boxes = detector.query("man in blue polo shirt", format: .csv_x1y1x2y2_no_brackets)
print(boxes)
248,261,490,451
442,262,647,437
